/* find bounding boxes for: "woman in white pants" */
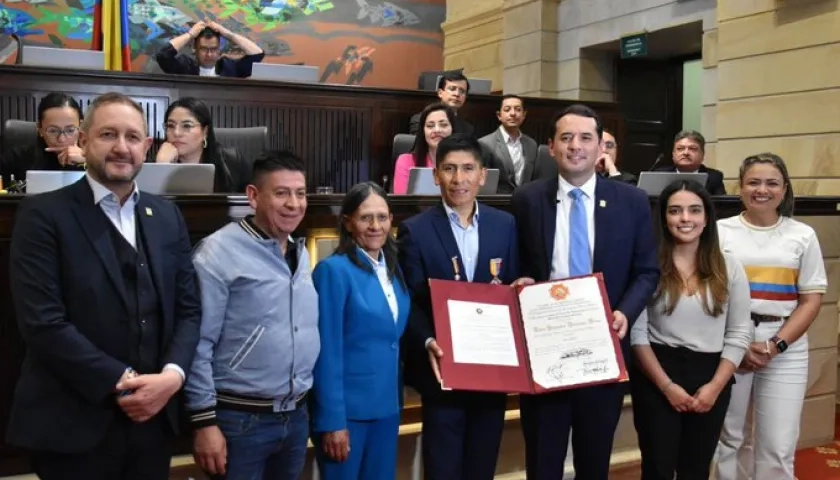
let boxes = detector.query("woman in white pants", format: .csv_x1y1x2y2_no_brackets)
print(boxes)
714,153,826,480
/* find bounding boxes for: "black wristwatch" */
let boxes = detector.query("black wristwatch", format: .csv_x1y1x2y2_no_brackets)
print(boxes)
770,335,788,354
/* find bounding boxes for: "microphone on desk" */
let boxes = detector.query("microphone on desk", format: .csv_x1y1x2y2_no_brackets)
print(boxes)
649,153,666,171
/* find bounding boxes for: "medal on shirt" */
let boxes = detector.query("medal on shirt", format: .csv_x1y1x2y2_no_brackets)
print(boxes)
451,256,461,281
489,258,503,285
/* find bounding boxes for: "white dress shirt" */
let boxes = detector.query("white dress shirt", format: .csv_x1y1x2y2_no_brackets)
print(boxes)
499,127,524,186
361,248,398,323
86,174,185,381
86,174,139,248
550,173,596,280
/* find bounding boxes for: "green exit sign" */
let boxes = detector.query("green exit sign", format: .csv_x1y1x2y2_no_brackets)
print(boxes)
620,32,648,59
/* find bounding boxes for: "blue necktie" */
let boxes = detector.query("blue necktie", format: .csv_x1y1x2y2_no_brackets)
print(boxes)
568,188,591,276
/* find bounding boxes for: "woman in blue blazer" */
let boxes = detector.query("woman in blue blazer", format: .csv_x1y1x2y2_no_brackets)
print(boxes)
311,181,410,479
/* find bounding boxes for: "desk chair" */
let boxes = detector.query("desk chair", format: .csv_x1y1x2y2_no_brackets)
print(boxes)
215,126,269,168
390,133,416,192
532,144,558,181
392,133,415,165
2,120,38,159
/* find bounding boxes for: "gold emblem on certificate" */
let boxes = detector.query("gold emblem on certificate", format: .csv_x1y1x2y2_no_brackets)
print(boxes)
489,258,503,285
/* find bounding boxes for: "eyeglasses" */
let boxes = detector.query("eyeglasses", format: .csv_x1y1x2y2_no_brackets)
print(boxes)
43,126,78,139
165,122,198,133
197,47,219,55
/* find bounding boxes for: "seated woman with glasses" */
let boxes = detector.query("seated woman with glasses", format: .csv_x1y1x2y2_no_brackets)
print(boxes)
0,92,85,188
154,97,249,192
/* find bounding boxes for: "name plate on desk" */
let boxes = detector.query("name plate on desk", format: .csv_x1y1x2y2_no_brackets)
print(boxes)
429,274,628,394
250,63,319,83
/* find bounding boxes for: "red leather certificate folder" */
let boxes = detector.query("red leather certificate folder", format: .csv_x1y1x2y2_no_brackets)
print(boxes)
429,273,629,394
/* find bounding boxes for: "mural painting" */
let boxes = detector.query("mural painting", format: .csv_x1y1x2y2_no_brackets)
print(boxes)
0,0,445,89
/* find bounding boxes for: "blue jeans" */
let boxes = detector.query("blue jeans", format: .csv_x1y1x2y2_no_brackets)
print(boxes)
213,407,309,480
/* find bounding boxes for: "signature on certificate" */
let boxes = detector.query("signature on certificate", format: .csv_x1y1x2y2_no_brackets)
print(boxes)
581,359,609,376
547,362,565,380
560,347,593,359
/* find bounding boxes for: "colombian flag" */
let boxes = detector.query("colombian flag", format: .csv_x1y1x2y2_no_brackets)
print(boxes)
91,0,131,71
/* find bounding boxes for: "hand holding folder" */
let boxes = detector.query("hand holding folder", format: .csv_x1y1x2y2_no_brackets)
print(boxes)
428,273,628,393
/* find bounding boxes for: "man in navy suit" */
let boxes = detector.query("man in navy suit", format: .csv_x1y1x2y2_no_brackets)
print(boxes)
512,104,660,480
7,92,202,479
398,134,519,480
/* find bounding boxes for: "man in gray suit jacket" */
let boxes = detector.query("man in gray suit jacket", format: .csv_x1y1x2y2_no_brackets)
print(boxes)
478,95,538,193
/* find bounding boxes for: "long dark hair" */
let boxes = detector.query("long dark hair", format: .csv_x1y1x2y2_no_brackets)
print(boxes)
164,97,232,190
739,152,794,217
36,92,83,150
411,102,456,168
654,179,729,317
336,181,405,289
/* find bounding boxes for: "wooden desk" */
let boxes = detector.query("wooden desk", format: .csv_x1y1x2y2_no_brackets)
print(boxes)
1,193,839,475
0,65,623,193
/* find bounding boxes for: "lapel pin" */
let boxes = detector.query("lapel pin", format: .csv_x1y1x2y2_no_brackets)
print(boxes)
145,207,153,217
599,200,607,208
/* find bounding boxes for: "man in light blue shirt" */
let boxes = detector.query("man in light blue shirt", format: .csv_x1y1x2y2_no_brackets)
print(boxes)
398,134,520,480
186,151,320,479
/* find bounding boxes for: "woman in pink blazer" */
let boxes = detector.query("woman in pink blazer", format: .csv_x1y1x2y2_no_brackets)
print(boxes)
393,103,455,194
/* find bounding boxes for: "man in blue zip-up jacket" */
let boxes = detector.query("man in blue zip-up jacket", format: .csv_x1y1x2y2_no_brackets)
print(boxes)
185,150,320,479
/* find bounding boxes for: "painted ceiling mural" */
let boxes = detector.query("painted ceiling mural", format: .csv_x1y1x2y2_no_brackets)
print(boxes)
0,0,445,88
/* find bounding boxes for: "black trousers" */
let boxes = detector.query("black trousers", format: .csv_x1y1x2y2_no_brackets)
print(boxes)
631,343,733,480
31,412,172,480
421,391,507,480
520,382,625,480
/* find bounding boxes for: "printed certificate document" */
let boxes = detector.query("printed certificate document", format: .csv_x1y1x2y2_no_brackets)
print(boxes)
429,274,628,393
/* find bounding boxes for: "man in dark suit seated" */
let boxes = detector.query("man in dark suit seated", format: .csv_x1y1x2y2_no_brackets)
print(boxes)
479,94,539,193
512,104,660,480
156,21,264,78
398,134,519,480
409,71,475,137
652,130,726,195
6,92,202,480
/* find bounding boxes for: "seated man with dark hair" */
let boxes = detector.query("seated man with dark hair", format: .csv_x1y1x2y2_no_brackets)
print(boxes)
409,71,475,138
597,129,637,184
156,21,264,78
653,129,726,195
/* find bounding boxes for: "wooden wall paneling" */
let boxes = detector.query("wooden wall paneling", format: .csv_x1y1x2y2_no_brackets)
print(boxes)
0,91,36,124
203,100,372,191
